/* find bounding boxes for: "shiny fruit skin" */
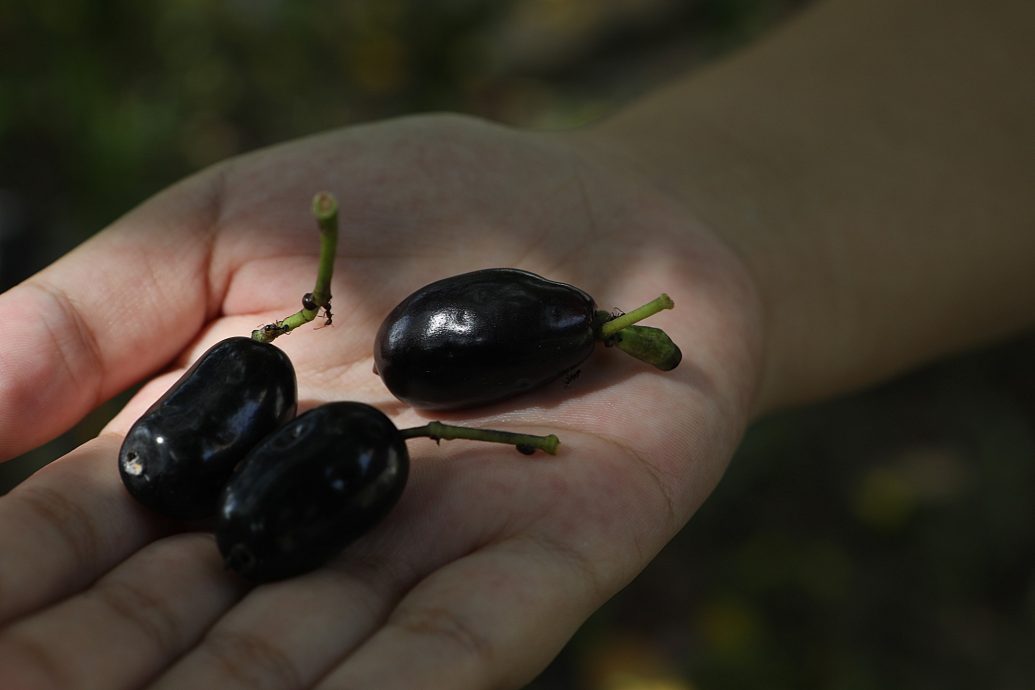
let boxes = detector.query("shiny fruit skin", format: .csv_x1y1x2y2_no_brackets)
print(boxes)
118,337,297,520
374,268,597,409
217,402,409,582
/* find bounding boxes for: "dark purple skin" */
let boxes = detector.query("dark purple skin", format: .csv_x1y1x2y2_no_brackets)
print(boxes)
374,268,598,409
118,337,297,521
216,402,409,582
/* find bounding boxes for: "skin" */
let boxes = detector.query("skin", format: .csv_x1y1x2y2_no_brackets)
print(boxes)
0,0,1031,688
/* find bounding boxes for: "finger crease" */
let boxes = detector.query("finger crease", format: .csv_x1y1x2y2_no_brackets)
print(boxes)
15,485,102,568
325,554,411,622
389,604,494,669
539,529,608,600
201,629,303,690
87,576,183,658
201,161,231,320
23,279,106,409
0,630,71,690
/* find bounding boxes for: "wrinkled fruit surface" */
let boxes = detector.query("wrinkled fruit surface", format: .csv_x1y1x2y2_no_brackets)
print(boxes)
217,401,409,582
119,337,297,520
374,268,597,409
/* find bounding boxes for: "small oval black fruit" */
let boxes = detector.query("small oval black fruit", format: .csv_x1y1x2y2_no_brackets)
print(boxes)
216,402,408,582
119,337,297,520
374,268,597,409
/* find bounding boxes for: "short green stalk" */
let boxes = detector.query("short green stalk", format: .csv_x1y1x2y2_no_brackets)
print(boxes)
592,293,681,370
252,192,339,343
399,422,560,455
598,293,674,338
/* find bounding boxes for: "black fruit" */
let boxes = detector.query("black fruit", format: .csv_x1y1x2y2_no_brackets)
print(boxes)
374,268,598,409
217,402,409,582
118,337,297,520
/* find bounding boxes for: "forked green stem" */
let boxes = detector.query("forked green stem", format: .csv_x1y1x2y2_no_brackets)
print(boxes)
598,293,675,338
399,422,561,455
252,192,339,343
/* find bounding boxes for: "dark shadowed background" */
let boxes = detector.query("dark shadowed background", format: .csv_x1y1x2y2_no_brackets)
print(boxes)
1,2,1032,688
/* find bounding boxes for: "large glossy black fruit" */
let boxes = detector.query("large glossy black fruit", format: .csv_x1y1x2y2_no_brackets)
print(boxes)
217,401,409,582
374,268,597,409
119,337,297,520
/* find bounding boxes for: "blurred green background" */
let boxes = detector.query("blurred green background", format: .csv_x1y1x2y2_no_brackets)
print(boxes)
1,1,1032,688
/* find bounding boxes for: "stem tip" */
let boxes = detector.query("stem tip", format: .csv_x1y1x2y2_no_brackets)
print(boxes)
312,191,338,221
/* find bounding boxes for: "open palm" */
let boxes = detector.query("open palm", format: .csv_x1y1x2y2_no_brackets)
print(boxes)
0,114,762,689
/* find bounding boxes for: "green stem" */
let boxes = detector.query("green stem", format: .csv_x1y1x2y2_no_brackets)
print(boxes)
598,293,674,338
251,192,339,343
309,192,339,309
399,422,560,455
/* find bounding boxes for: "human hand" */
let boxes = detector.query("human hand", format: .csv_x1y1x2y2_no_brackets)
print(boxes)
0,114,762,689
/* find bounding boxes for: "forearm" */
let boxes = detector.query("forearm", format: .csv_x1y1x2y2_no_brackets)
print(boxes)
576,0,1035,414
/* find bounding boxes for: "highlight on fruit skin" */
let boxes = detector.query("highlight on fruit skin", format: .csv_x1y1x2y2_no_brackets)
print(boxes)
373,267,682,410
118,337,297,521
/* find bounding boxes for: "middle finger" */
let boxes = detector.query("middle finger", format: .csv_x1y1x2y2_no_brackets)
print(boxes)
148,554,409,690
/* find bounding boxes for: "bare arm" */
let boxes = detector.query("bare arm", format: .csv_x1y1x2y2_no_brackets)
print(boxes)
577,0,1035,414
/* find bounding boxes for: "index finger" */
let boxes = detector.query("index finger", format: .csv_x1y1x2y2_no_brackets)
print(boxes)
0,170,221,461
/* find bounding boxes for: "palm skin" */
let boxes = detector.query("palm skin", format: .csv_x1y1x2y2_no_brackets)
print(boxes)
0,114,763,689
